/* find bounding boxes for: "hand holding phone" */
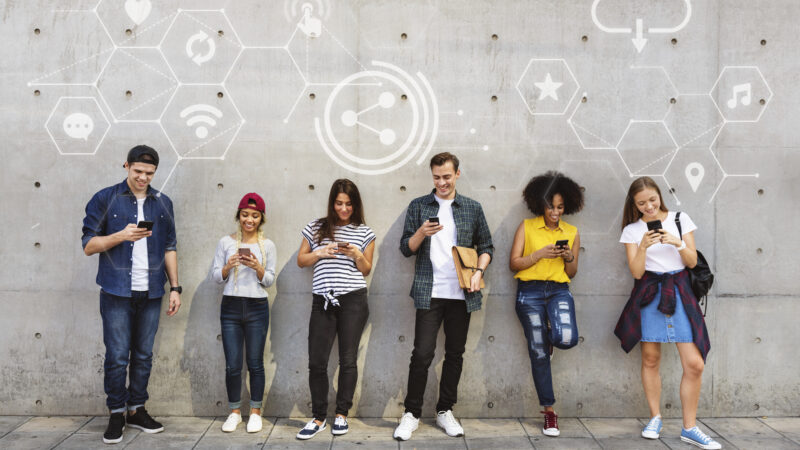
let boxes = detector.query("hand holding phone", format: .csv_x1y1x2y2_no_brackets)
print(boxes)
646,220,664,234
428,216,440,224
555,239,569,249
238,248,252,257
137,220,154,231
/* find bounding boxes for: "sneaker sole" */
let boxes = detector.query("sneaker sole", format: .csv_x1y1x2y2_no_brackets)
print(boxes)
642,431,660,439
102,426,125,445
296,426,326,440
543,429,560,437
681,436,720,449
127,424,164,433
331,428,348,435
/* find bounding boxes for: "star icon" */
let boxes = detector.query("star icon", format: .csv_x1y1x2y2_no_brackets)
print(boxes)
534,73,563,101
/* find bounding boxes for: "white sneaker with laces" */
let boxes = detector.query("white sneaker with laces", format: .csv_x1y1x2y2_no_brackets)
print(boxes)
221,412,242,432
393,412,419,441
246,414,262,433
436,410,465,437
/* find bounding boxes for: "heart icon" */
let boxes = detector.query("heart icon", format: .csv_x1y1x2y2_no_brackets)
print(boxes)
124,0,152,25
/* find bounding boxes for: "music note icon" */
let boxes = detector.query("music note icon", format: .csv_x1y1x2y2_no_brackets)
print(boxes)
727,83,752,109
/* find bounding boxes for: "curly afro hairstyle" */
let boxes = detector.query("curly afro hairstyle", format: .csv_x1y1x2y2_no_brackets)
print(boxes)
522,171,585,216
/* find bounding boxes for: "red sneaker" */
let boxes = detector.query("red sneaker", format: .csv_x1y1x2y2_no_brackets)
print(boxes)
541,410,560,437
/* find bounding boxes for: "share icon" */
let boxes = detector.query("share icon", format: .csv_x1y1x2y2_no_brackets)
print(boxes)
340,91,397,146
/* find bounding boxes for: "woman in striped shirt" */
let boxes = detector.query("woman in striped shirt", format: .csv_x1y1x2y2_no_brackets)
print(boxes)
295,179,376,440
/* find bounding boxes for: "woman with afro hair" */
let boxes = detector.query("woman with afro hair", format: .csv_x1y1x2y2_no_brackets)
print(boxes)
509,171,584,438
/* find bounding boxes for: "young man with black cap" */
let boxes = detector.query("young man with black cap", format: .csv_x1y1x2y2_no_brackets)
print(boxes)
82,145,182,444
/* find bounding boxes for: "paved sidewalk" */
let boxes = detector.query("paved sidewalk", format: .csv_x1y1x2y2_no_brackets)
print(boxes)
0,416,798,449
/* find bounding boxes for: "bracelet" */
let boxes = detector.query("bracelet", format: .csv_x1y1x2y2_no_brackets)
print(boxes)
475,267,485,273
563,255,575,263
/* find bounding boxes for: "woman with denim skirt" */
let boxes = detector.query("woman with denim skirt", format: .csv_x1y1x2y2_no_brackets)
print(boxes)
295,179,376,440
615,177,720,449
211,193,277,433
508,171,584,438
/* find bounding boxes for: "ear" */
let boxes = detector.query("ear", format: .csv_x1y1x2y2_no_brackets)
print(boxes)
123,162,129,169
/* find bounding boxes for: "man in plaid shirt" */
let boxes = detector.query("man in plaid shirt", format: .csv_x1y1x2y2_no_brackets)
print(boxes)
393,152,494,441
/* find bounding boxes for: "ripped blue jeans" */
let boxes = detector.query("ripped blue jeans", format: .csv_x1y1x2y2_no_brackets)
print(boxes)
515,280,579,406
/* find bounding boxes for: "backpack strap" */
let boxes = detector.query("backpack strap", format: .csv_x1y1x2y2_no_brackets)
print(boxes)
674,211,683,237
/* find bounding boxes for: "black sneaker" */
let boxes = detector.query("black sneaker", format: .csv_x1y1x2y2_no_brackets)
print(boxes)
126,407,164,433
103,412,125,444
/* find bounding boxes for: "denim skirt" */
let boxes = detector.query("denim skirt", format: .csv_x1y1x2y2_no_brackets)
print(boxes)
640,277,693,343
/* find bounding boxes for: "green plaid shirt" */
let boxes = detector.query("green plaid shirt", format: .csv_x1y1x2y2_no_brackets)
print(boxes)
400,190,494,312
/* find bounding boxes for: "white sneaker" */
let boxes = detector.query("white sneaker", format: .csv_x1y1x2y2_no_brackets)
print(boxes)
393,412,419,441
221,412,242,432
436,410,464,437
246,413,262,433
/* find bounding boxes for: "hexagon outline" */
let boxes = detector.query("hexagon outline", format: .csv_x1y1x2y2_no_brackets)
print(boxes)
158,9,245,85
45,96,111,156
94,47,179,123
96,0,178,49
559,158,627,236
161,85,245,161
515,58,580,116
615,119,679,177
663,93,725,148
709,65,773,123
566,95,617,150
662,142,727,203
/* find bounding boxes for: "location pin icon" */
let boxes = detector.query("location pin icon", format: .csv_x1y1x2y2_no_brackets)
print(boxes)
685,162,705,193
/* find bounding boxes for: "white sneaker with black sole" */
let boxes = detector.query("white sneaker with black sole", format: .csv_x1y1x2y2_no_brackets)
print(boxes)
393,412,419,441
436,410,464,437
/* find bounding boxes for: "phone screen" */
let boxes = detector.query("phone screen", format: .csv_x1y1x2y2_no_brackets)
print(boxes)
337,242,350,248
137,220,153,231
555,239,569,248
646,220,663,233
428,217,440,224
238,248,252,257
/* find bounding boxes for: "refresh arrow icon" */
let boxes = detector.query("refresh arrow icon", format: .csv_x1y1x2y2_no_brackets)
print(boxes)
185,30,216,66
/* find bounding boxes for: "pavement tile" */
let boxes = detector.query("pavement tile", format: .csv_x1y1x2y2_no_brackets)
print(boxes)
332,440,398,449
125,433,204,449
204,415,276,438
54,430,140,449
465,436,533,449
400,438,466,449
154,416,215,434
761,417,800,444
0,417,31,438
593,437,669,449
14,416,90,433
0,431,71,450
334,417,398,442
660,436,735,450
522,418,591,439
716,436,800,449
529,436,602,449
701,417,785,438
579,418,646,439
266,418,332,447
194,435,267,449
461,419,527,438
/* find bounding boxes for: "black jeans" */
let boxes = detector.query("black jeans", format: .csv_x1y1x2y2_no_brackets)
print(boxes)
308,288,369,421
220,295,269,410
404,298,471,418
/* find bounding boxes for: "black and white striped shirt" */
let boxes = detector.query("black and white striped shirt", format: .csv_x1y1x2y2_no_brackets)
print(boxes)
302,220,376,296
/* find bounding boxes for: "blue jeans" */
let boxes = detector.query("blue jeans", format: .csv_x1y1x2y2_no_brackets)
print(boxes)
100,290,162,412
515,280,579,406
221,295,269,410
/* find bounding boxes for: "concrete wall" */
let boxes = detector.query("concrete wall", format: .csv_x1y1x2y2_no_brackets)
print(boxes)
1,0,798,418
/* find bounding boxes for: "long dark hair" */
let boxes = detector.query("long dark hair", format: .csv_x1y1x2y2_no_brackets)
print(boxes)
315,179,366,244
622,176,669,230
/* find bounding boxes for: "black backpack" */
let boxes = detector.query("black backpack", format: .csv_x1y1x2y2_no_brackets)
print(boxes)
675,212,714,316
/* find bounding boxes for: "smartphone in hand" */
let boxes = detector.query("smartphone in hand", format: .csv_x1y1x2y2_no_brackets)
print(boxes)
646,220,664,234
137,220,154,231
555,239,569,249
428,217,440,224
336,242,350,248
238,248,252,257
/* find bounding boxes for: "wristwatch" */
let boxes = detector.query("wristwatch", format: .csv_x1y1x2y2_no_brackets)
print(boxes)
170,286,182,294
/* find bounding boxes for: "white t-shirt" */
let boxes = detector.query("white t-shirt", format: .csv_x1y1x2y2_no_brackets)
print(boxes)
301,220,376,296
430,196,465,300
131,198,149,291
620,211,697,273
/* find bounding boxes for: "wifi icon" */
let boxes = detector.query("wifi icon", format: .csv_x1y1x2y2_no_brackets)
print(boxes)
180,104,223,139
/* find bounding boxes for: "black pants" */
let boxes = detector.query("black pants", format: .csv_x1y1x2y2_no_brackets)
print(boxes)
404,298,471,418
308,288,369,421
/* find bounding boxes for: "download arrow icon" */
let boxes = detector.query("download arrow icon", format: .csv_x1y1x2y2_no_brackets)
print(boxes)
632,19,648,53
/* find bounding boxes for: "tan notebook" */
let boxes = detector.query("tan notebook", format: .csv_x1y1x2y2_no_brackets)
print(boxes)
451,246,485,290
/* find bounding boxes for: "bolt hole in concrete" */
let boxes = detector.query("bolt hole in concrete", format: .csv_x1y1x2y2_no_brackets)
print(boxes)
34,90,41,96
125,28,132,36
217,183,224,189
34,28,40,35
487,402,494,408
401,94,408,101
309,92,316,100
577,402,583,409
398,335,405,342
217,334,222,341
490,185,496,191
579,246,585,253
491,95,498,102
491,34,498,40
308,184,315,191
755,337,761,343
34,242,41,248
671,38,678,45
754,403,760,410
581,35,588,42
400,32,407,40
218,30,224,37
670,97,677,104
400,186,406,192
757,248,763,254
670,187,677,193
758,189,764,196
666,403,672,409
579,186,586,192
579,336,585,343
125,90,132,98
759,98,766,105
35,181,41,188
307,402,312,408
761,39,767,46
581,96,587,103
35,400,42,406
488,335,495,342
216,401,222,406
35,332,42,339
217,92,224,98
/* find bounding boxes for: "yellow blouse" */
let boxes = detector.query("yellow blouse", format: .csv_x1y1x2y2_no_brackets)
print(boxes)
514,216,577,283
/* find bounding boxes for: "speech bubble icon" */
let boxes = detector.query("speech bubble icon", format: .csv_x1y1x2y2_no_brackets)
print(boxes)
63,113,94,141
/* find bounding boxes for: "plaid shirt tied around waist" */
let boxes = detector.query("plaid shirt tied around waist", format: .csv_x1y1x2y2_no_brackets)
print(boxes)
614,269,710,361
400,190,494,313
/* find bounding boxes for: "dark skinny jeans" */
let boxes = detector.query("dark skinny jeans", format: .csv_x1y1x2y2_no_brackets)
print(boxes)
308,288,369,421
220,295,269,410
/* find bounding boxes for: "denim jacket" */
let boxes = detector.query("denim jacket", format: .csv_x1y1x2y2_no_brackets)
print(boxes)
82,179,177,298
